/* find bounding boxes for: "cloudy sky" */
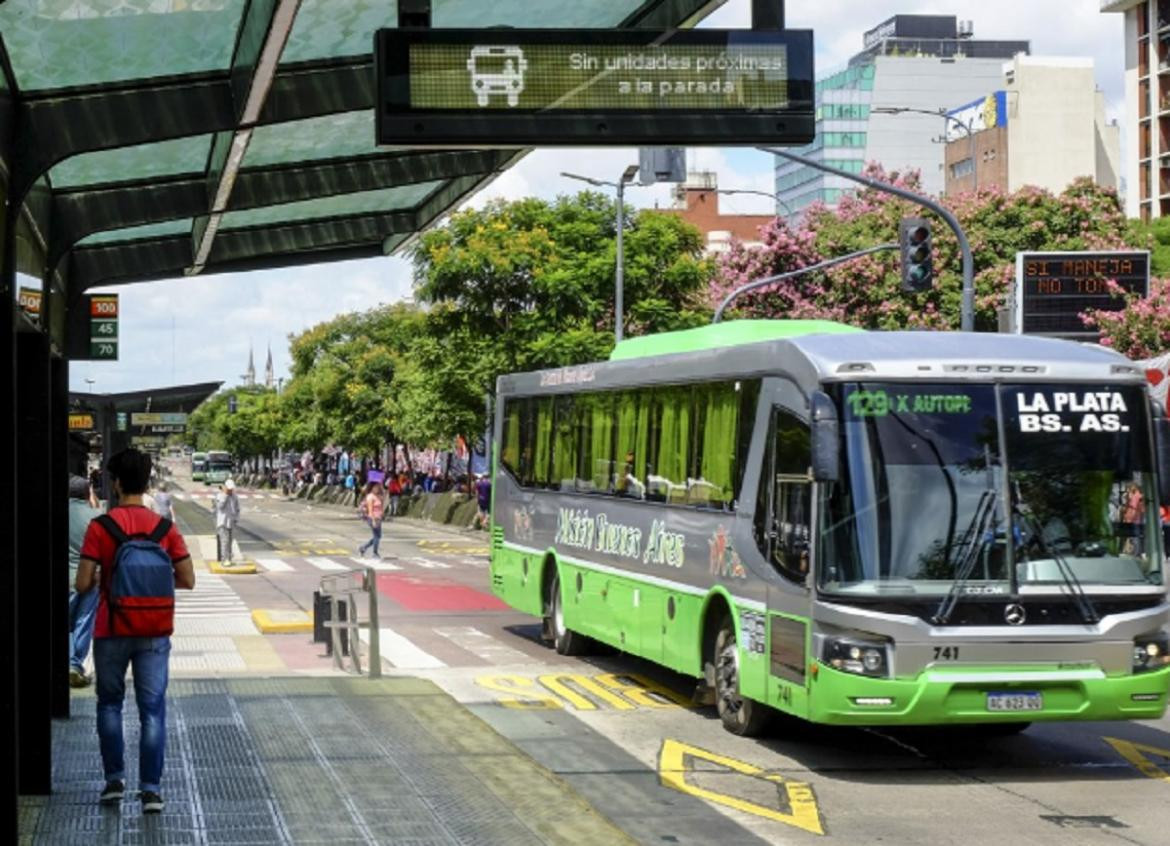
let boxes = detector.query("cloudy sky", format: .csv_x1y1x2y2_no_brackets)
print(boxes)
72,0,1125,395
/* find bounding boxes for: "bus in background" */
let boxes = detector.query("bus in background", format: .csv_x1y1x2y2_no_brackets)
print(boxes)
490,320,1170,736
204,450,233,485
191,451,208,481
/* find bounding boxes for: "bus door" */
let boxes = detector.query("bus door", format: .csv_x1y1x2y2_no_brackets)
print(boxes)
755,400,815,715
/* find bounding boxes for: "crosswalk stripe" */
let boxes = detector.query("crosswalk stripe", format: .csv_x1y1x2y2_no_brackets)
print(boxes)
360,626,445,669
434,626,530,665
255,557,294,572
348,556,402,571
305,556,348,571
410,557,451,570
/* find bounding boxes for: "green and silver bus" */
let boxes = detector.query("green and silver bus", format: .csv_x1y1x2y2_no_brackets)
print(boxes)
191,451,208,481
204,450,233,485
490,320,1170,735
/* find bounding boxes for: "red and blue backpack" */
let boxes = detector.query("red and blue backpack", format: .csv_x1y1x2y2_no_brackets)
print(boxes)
95,514,176,637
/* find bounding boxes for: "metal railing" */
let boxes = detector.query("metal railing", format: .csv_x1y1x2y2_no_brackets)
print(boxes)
318,567,381,678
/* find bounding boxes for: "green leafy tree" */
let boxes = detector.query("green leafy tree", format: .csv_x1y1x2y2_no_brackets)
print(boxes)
404,192,712,443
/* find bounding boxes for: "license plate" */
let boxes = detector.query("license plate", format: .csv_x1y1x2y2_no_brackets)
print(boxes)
986,691,1043,712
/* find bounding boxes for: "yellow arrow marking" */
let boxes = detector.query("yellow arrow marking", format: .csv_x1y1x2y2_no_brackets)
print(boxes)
1104,736,1170,784
658,739,824,835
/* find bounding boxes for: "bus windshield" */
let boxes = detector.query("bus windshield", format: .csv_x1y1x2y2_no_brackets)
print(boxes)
818,382,1162,596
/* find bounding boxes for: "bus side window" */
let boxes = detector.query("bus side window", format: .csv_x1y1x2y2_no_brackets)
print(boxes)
754,408,812,583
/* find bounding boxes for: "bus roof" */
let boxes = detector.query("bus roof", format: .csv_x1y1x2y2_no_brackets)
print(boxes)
608,319,862,361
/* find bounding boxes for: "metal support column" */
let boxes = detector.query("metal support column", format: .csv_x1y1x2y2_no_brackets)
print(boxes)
0,156,19,845
751,0,784,29
15,328,52,794
50,353,70,718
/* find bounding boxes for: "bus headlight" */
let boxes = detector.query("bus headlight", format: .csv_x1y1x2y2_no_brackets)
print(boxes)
1133,633,1170,674
822,637,891,678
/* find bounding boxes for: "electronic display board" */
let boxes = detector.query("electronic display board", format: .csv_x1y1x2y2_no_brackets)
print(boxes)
1014,251,1149,336
376,29,814,146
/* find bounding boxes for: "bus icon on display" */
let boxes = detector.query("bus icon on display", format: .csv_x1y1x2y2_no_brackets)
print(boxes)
467,46,527,107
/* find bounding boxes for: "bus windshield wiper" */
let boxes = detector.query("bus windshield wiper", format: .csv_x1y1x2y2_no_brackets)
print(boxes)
932,489,999,625
1014,507,1099,625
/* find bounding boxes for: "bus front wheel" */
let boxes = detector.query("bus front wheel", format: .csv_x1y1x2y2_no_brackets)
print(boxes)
545,572,589,656
714,616,770,737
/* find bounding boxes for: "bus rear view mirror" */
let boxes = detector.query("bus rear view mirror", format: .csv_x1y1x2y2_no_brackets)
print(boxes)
810,391,839,483
1154,413,1170,507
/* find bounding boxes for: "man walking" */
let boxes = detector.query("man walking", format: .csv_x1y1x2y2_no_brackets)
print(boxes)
214,479,241,565
76,448,194,813
68,474,102,687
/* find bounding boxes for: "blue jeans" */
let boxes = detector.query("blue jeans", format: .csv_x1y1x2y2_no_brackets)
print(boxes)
360,521,382,556
69,588,99,671
94,637,171,793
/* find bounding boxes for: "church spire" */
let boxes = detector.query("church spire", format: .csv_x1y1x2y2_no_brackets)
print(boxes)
265,343,275,389
245,345,256,387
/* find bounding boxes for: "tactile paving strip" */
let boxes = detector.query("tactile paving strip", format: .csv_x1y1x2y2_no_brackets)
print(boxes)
23,677,635,845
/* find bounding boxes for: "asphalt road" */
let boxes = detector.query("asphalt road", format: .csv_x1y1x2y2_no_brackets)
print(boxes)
165,464,1170,846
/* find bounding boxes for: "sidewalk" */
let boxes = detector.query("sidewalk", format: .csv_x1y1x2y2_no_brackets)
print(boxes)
24,677,635,845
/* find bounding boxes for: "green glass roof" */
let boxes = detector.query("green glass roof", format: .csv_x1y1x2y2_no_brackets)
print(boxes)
609,320,865,361
220,182,442,230
244,112,375,169
0,0,719,289
50,134,212,189
0,0,246,92
78,218,193,247
281,0,645,64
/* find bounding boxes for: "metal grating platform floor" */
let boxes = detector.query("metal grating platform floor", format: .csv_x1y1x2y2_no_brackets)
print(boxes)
21,677,634,846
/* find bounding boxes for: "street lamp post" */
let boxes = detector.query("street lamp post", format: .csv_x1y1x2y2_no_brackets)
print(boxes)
870,106,976,193
562,164,640,342
705,187,795,219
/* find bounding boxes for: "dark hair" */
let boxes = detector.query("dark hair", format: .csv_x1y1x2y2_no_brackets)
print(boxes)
68,474,91,500
107,448,152,495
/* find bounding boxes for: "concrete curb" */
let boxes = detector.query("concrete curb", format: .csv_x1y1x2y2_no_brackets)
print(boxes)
251,608,313,634
208,559,257,575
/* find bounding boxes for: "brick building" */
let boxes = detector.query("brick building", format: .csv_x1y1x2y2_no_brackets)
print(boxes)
656,172,775,255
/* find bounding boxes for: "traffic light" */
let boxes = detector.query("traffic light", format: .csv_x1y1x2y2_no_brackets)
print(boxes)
228,395,237,414
899,217,933,292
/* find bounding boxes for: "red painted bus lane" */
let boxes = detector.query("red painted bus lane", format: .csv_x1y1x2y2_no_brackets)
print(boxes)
375,572,509,612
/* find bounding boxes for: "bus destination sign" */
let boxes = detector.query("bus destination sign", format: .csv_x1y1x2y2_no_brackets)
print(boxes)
1015,250,1149,336
376,29,814,146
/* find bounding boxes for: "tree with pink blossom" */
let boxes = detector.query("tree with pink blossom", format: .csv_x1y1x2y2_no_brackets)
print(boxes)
713,169,1140,336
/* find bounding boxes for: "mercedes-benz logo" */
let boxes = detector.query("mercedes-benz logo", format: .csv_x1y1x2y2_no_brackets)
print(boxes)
1004,603,1027,626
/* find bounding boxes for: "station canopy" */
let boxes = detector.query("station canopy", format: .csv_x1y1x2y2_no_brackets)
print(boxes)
0,0,719,294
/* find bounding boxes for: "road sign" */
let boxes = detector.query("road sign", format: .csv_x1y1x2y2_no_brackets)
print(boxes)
131,435,166,446
131,412,188,426
143,424,186,434
18,287,41,317
376,28,815,147
68,412,95,431
116,412,128,432
89,340,118,360
1014,251,1149,336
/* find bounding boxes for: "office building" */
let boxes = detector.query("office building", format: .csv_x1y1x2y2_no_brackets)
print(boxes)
774,15,1030,219
1103,1,1170,219
942,56,1120,196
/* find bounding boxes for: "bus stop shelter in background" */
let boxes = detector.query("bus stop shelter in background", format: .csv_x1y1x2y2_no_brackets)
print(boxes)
0,0,725,839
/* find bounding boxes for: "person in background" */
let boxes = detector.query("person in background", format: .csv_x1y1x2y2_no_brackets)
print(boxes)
357,482,385,558
472,474,492,530
213,479,241,565
68,475,102,687
149,485,175,522
386,474,402,517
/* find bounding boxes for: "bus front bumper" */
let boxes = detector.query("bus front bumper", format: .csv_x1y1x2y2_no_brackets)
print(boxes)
806,663,1170,725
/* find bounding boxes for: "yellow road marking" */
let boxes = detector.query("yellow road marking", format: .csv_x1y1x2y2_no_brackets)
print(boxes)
658,739,824,835
417,539,489,556
475,672,693,711
251,609,314,634
1104,736,1170,783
